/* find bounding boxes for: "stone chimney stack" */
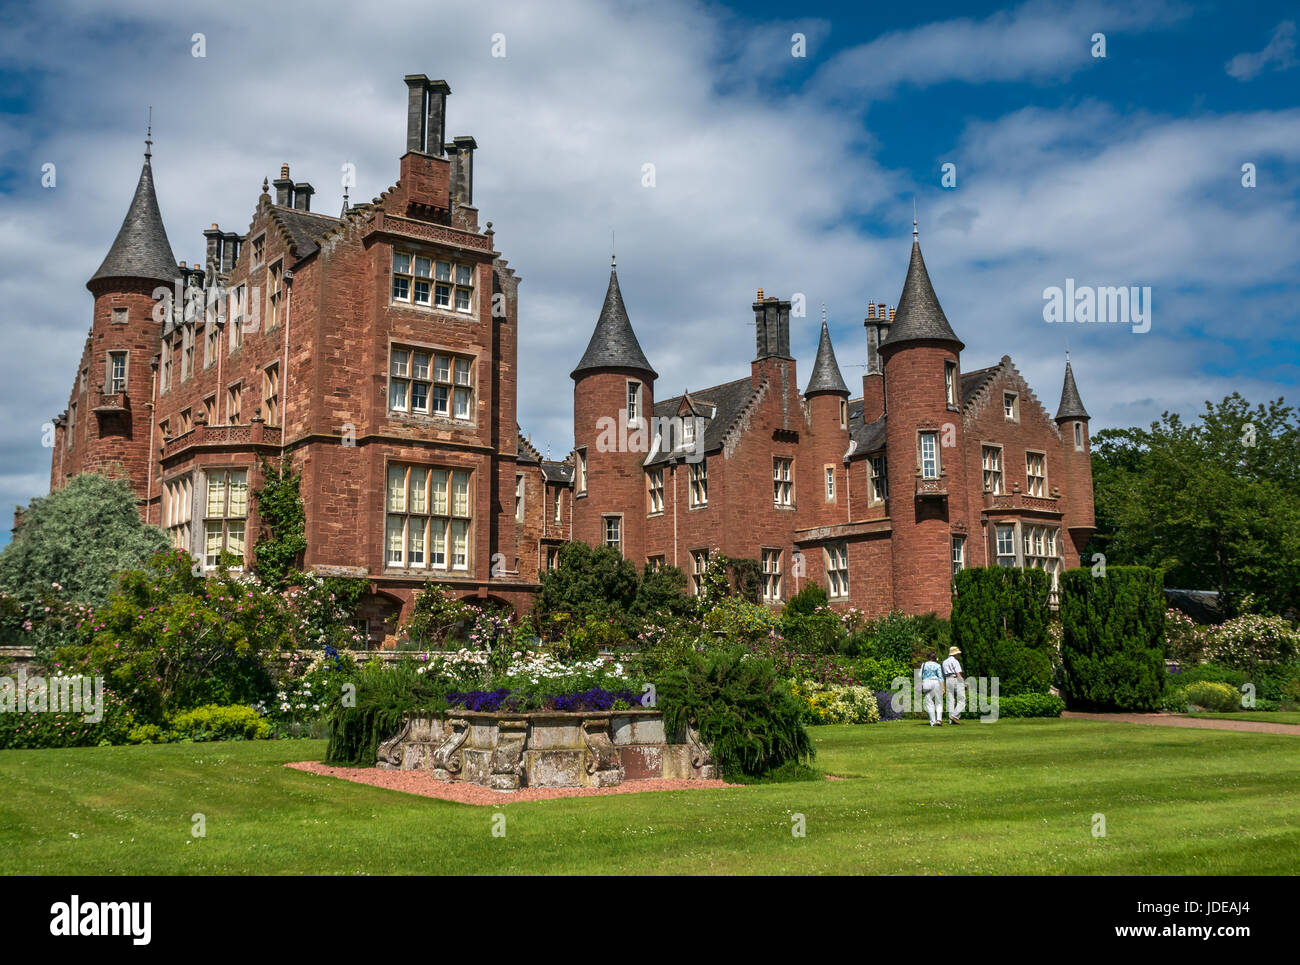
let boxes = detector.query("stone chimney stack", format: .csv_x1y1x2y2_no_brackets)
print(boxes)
293,183,314,210
221,232,240,273
447,136,476,206
273,163,293,206
404,74,450,155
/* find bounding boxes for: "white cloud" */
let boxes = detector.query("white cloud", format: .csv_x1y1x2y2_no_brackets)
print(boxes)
1226,20,1298,81
0,0,1294,542
810,0,1187,100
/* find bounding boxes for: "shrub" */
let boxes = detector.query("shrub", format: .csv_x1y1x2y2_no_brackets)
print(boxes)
0,679,137,748
986,638,1053,695
127,723,167,744
629,564,691,619
866,611,949,665
994,693,1065,718
403,583,472,648
779,587,845,653
875,690,903,721
168,704,270,741
1164,608,1208,662
54,551,293,722
791,681,882,724
1168,681,1242,713
325,659,451,765
1202,614,1300,671
658,646,814,781
702,596,780,644
848,656,912,692
1058,566,1166,711
951,568,1052,684
1165,662,1246,690
535,542,638,623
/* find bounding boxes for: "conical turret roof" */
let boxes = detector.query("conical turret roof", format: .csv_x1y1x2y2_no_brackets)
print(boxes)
1055,360,1090,420
805,320,850,395
882,237,963,351
570,266,657,380
88,144,178,291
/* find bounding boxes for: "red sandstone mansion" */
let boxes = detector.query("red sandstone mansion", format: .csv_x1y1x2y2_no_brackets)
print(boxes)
48,73,1094,644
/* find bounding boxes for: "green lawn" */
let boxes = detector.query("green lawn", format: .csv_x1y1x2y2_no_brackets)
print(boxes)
1,718,1297,875
1185,711,1300,725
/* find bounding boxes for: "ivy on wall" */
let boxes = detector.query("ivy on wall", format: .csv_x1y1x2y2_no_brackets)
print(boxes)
252,457,308,590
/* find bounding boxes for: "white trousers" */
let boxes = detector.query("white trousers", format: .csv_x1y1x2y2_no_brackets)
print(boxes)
945,678,965,718
922,680,943,725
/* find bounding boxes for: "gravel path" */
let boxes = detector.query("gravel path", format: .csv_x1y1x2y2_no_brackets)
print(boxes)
1062,711,1300,735
285,761,739,805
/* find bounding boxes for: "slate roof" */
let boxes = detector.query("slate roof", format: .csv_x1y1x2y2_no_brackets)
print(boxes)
805,320,850,395
515,428,541,464
644,376,756,466
846,398,887,456
1055,361,1090,420
270,205,341,263
88,150,178,290
571,268,657,379
882,239,964,350
540,461,574,484
959,365,998,409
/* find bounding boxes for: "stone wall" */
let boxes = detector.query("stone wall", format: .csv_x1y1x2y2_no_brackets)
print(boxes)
376,709,716,789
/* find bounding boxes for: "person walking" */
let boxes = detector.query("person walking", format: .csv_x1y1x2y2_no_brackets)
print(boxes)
920,651,944,727
943,646,965,724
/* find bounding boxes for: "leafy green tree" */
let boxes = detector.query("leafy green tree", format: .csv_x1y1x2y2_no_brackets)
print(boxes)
630,563,690,619
535,541,638,622
1088,394,1300,616
0,473,168,625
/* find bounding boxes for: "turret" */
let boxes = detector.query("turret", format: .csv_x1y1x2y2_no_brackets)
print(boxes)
570,260,657,564
81,134,178,503
1054,357,1094,563
805,313,851,523
879,221,966,615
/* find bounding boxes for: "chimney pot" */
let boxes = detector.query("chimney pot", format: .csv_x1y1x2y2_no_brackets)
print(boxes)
280,163,290,179
756,288,764,300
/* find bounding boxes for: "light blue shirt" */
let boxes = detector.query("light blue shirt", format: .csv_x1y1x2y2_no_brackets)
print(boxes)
921,661,943,682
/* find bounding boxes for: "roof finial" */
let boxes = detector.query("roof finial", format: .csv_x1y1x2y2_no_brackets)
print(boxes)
1065,335,1071,364
821,302,827,326
145,106,153,159
912,197,918,240
611,229,616,269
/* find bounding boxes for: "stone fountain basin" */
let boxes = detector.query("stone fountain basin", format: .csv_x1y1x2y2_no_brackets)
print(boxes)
376,709,715,790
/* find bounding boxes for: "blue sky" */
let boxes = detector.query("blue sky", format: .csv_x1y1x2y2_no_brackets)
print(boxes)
0,0,1297,546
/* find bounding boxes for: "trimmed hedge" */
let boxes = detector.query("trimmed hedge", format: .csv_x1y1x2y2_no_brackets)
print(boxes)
1059,566,1166,711
994,693,1065,718
950,567,1053,695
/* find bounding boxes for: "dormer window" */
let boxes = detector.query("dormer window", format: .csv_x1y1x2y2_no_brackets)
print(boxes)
683,417,696,446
